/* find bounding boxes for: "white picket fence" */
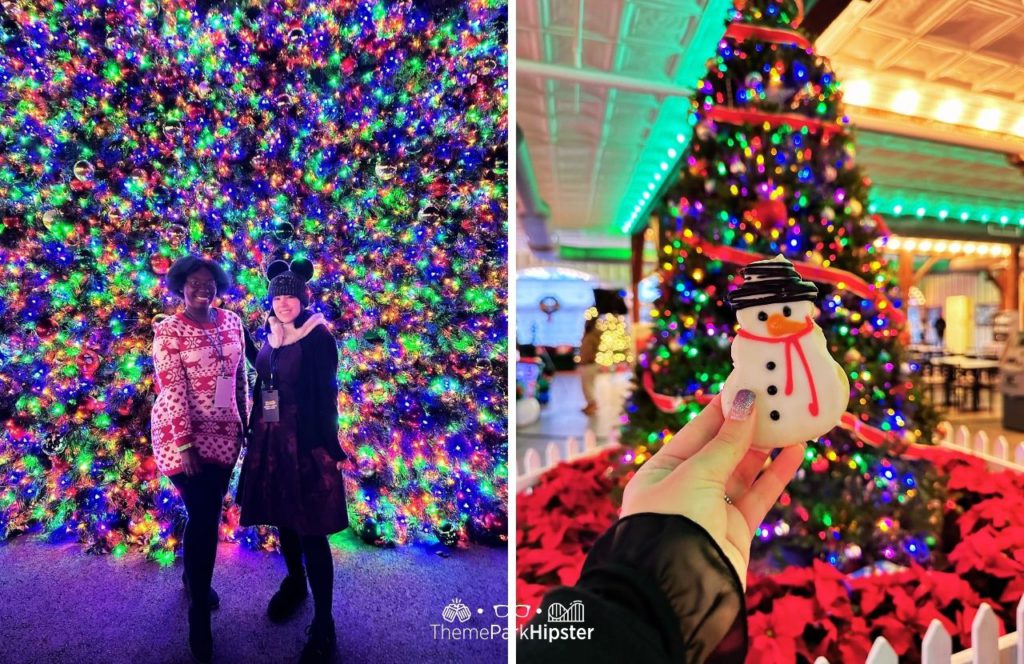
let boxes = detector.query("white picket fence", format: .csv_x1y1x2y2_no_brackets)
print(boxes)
814,599,1023,664
930,420,1024,473
517,429,608,489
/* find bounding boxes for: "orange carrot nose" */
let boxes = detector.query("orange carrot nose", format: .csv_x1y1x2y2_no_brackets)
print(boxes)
767,312,806,336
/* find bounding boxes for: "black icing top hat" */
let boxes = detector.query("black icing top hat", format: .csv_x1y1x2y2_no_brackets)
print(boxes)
267,258,314,307
727,255,818,310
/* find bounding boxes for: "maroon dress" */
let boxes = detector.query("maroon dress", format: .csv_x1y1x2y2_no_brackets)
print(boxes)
237,340,348,536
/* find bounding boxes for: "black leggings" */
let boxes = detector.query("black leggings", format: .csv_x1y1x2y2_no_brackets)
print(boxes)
169,464,232,611
279,527,334,623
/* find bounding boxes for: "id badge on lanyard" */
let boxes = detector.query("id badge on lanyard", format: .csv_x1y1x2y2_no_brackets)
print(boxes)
262,348,281,423
215,374,235,409
262,389,280,422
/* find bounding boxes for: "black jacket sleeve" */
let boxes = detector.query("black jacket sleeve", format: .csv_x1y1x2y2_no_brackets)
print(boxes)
310,326,345,461
243,326,259,367
517,514,747,664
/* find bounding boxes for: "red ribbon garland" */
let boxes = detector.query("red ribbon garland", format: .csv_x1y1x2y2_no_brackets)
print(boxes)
737,316,819,416
681,238,906,326
706,106,844,138
724,22,812,50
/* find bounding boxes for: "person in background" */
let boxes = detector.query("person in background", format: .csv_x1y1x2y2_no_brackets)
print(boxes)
236,259,348,664
519,391,806,663
151,256,249,663
579,316,601,415
934,315,946,347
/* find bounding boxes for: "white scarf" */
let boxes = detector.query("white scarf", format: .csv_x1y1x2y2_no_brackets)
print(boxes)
267,313,326,348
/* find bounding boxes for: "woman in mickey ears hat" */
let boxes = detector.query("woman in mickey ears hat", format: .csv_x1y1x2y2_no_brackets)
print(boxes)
236,258,349,664
151,256,249,663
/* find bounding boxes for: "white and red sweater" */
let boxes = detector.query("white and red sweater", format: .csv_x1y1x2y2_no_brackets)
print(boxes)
150,308,249,476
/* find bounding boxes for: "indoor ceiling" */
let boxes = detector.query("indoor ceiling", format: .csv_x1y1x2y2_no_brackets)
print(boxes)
516,0,731,240
818,0,1024,146
517,0,1024,257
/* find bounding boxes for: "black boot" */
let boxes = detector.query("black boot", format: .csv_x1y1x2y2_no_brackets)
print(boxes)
187,604,213,663
299,617,336,664
267,574,308,623
183,570,221,610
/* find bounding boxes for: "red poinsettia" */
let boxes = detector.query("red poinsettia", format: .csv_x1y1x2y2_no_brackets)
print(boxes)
516,439,1024,661
747,595,815,663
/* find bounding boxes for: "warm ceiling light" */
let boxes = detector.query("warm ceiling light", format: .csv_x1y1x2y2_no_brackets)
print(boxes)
964,244,976,254
843,80,871,106
935,99,964,124
1013,118,1024,138
977,108,1003,131
919,240,933,252
978,245,991,256
935,241,948,252
891,89,920,115
949,241,962,253
888,238,901,251
904,239,917,251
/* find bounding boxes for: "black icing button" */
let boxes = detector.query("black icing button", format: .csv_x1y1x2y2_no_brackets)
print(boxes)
767,385,778,395
770,410,780,421
766,361,776,370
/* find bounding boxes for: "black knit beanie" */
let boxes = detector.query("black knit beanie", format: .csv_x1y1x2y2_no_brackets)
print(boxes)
266,258,314,307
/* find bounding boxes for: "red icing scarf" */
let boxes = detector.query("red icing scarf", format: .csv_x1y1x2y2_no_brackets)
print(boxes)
737,316,819,416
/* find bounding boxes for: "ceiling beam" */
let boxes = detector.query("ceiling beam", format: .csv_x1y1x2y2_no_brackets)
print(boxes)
847,107,1024,154
517,127,555,252
517,59,693,97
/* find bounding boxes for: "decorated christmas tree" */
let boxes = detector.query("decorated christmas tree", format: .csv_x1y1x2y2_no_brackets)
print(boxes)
619,0,940,571
0,0,508,559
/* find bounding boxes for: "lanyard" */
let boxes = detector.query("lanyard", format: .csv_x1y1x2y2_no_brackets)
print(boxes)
188,310,228,377
269,347,281,390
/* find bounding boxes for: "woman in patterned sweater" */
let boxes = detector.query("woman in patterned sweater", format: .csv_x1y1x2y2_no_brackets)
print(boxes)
151,255,248,663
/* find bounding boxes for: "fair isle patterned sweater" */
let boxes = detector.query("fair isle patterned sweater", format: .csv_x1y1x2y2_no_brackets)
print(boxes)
151,309,249,477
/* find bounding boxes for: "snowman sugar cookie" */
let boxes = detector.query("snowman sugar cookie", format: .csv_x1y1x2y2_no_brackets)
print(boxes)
720,255,850,449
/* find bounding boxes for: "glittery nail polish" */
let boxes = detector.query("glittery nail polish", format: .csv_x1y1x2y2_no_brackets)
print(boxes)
729,389,756,420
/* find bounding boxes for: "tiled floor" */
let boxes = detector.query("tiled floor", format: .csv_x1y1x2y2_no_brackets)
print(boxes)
516,370,632,469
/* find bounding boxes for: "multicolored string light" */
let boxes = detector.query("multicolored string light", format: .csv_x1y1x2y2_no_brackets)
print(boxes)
0,0,508,559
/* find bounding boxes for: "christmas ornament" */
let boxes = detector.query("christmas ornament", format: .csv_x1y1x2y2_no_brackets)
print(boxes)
436,521,460,547
748,198,788,227
73,160,94,182
150,255,171,275
375,161,397,181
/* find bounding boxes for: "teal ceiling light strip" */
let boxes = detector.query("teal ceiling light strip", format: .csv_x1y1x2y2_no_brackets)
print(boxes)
617,0,734,235
868,189,1024,227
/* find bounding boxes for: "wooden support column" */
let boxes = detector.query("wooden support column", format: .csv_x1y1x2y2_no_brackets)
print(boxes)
630,230,644,327
1009,244,1020,314
898,252,915,311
